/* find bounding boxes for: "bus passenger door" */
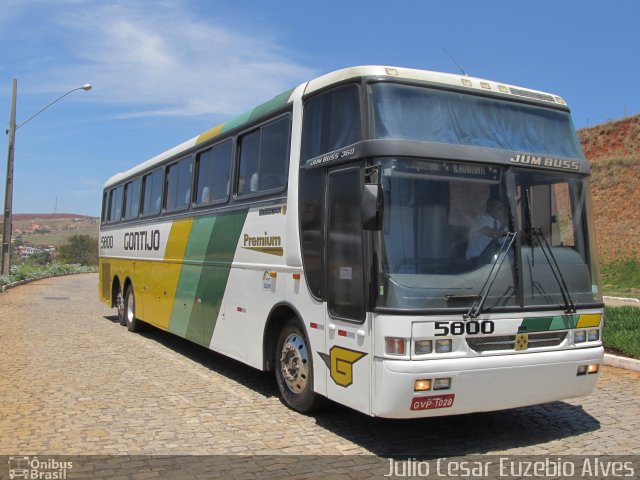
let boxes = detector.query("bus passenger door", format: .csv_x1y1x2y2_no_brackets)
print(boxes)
323,166,372,415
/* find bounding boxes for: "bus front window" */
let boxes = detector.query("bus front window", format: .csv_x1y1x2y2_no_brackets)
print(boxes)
376,158,517,311
374,158,601,312
514,170,601,308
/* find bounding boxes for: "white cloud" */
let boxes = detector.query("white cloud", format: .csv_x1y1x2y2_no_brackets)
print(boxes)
12,0,315,118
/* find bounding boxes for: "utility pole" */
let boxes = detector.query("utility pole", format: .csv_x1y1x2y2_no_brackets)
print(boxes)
1,80,91,275
2,79,17,275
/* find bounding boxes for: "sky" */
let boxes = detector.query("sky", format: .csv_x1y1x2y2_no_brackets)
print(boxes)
0,0,638,217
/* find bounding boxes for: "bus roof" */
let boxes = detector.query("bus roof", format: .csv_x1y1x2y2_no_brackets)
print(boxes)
105,65,569,189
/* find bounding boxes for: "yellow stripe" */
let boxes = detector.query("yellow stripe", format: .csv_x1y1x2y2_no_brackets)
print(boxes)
140,219,193,330
577,314,602,328
196,123,224,145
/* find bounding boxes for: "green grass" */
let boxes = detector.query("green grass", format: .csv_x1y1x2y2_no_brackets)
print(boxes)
603,306,640,359
601,258,640,299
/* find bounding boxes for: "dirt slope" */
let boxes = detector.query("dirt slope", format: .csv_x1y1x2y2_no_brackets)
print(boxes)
578,114,640,261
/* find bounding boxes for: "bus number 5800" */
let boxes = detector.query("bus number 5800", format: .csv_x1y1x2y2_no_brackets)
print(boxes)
435,320,495,336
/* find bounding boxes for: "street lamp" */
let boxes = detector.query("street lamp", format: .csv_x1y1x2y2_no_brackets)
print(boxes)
1,80,92,275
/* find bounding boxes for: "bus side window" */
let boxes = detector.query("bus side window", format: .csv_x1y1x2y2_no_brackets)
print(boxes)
165,156,192,211
142,169,163,216
301,84,361,163
196,140,232,205
101,191,108,224
108,185,123,223
237,130,260,196
123,178,141,220
237,117,290,197
259,117,289,191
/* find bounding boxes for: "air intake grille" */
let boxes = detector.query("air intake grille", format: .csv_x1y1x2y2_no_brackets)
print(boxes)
466,331,568,353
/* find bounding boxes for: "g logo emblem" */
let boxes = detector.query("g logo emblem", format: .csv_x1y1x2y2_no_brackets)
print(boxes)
319,346,367,387
515,333,529,351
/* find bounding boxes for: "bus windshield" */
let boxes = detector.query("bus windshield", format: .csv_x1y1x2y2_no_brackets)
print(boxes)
375,158,600,312
369,82,584,159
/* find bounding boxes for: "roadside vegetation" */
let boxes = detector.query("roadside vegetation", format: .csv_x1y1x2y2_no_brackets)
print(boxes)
603,306,640,359
0,234,98,287
0,262,96,287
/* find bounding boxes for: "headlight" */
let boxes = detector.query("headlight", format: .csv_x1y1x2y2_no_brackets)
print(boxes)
588,329,600,342
574,330,586,343
415,340,433,355
435,339,452,353
434,378,452,390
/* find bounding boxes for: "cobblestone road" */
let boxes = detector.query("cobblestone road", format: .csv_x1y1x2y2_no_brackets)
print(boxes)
1,274,638,473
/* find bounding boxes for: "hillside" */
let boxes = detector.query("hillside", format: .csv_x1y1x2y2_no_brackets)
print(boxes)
0,213,99,248
578,114,640,261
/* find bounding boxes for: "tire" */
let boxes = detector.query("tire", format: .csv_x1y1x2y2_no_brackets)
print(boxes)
123,284,142,332
115,286,126,326
274,319,325,413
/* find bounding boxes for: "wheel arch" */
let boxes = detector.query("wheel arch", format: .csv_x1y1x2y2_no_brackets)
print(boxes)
262,302,307,371
111,275,122,308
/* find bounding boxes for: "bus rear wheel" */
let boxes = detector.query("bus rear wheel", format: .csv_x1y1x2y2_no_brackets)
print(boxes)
275,320,324,413
124,284,141,332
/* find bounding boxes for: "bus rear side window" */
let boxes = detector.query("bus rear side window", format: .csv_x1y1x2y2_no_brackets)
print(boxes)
108,185,123,223
142,169,163,216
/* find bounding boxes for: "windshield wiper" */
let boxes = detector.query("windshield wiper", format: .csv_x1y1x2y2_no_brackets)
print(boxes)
529,227,576,314
465,231,517,320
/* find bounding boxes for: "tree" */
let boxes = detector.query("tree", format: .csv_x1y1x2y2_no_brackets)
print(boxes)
57,235,98,265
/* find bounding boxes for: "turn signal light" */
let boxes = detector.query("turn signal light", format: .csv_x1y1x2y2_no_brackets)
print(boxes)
414,379,432,391
385,337,406,356
577,364,600,376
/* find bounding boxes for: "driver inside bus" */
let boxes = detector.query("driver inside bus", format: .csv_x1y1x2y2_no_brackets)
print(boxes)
466,197,507,261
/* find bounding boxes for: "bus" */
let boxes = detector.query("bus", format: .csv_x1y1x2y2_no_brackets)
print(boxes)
99,66,603,418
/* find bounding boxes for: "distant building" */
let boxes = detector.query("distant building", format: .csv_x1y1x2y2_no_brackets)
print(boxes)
17,246,45,258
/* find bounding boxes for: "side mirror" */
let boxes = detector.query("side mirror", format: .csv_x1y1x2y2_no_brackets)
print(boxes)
362,183,384,230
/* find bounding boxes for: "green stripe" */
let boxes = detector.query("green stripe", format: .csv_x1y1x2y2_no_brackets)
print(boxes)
169,217,216,338
518,315,578,333
195,210,248,345
168,210,248,346
220,88,295,135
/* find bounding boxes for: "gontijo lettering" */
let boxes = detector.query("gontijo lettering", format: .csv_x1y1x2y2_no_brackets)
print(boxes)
124,230,161,251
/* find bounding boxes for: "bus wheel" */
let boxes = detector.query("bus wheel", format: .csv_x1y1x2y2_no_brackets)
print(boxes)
124,284,141,333
275,320,324,413
115,290,126,326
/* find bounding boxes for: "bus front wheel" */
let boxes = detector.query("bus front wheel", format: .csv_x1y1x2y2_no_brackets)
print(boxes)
124,284,141,333
275,320,324,413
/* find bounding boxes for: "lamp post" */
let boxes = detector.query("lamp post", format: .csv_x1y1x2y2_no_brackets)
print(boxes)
1,80,92,275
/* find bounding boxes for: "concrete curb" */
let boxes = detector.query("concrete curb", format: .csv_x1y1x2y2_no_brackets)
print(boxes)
604,353,640,372
603,295,640,304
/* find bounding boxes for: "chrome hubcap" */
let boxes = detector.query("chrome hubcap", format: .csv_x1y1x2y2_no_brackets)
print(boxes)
280,333,309,394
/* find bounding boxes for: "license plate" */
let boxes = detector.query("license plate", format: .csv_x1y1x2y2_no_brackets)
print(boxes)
410,394,455,411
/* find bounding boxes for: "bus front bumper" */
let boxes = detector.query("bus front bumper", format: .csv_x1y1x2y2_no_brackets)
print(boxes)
373,347,604,418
